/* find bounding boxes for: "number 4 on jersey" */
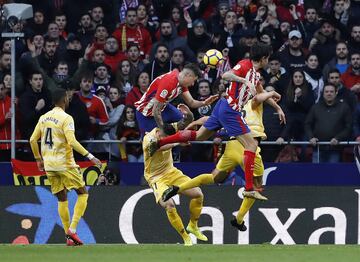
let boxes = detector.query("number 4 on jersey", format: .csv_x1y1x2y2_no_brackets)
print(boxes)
45,128,53,149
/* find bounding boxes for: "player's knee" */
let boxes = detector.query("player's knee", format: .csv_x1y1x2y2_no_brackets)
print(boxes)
213,170,228,183
193,188,204,200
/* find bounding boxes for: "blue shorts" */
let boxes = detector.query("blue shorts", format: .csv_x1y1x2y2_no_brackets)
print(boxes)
136,103,183,136
204,98,250,137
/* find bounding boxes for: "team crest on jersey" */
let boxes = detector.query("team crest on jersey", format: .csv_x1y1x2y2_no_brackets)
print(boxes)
233,64,241,70
85,102,92,108
160,89,168,99
68,122,75,130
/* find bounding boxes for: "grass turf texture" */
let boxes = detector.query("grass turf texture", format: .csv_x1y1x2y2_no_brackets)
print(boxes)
1,244,360,262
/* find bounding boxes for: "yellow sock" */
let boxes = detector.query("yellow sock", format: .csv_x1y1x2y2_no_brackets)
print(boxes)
58,200,70,233
166,208,189,240
189,196,203,228
179,174,214,193
70,194,88,232
236,197,256,224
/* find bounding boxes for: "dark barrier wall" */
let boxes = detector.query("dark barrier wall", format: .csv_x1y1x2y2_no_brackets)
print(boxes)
1,186,360,244
1,162,360,186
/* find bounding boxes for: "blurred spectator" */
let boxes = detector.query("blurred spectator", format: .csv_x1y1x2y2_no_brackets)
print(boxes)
229,29,257,65
348,24,360,54
64,34,83,75
77,72,109,139
264,53,289,97
96,167,119,185
303,53,324,103
332,0,350,27
309,19,341,66
0,52,10,81
46,22,67,55
90,5,105,28
114,59,137,98
341,51,360,100
98,86,125,160
327,68,357,113
126,43,146,75
208,0,230,34
302,7,321,48
37,37,59,77
28,9,48,35
54,11,68,39
77,13,95,48
212,10,239,51
119,0,140,23
92,48,106,64
171,48,185,70
93,64,111,94
192,79,214,119
104,36,126,73
1,40,11,53
276,0,305,25
125,71,150,106
2,73,11,96
282,69,315,142
211,77,228,97
185,17,211,54
93,24,109,47
52,61,70,87
113,8,152,60
278,30,307,73
305,83,352,163
18,71,52,139
262,85,287,162
0,81,12,161
170,5,188,38
136,3,159,41
353,102,360,143
116,106,143,162
322,41,349,79
144,44,172,81
151,20,195,62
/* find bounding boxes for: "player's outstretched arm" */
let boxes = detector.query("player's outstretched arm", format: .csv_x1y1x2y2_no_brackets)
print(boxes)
181,91,218,109
222,70,254,89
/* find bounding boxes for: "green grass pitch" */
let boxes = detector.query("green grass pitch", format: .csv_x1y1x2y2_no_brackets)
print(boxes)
1,244,360,262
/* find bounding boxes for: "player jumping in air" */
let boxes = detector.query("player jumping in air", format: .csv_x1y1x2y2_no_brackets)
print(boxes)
135,63,218,137
162,90,286,230
148,42,285,200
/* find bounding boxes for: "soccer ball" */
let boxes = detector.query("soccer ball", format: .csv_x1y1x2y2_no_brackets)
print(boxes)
203,49,224,68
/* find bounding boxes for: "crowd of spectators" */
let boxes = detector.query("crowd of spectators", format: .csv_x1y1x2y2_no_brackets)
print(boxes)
1,0,360,163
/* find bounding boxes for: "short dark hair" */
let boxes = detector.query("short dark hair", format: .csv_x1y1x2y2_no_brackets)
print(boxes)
250,42,272,62
52,88,67,105
155,43,169,52
44,36,57,45
126,7,137,15
29,70,43,80
80,71,94,81
328,68,341,77
183,63,201,78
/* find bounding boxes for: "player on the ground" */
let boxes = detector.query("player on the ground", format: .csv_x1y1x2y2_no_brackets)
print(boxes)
29,88,101,246
135,63,218,136
148,42,285,200
162,90,285,230
143,104,208,246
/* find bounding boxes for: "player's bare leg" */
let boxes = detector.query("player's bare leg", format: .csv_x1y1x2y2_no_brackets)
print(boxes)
159,198,192,246
181,187,208,241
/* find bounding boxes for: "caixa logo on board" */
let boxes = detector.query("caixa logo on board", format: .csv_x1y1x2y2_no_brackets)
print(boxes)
117,187,360,244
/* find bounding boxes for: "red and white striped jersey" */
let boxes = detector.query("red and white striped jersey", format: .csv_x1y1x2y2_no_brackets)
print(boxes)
225,59,260,112
135,69,188,116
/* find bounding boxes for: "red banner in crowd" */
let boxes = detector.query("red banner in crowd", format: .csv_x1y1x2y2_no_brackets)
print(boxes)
11,159,107,186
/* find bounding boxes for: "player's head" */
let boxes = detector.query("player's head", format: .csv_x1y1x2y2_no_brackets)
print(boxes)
249,42,272,68
178,63,201,88
52,88,69,108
